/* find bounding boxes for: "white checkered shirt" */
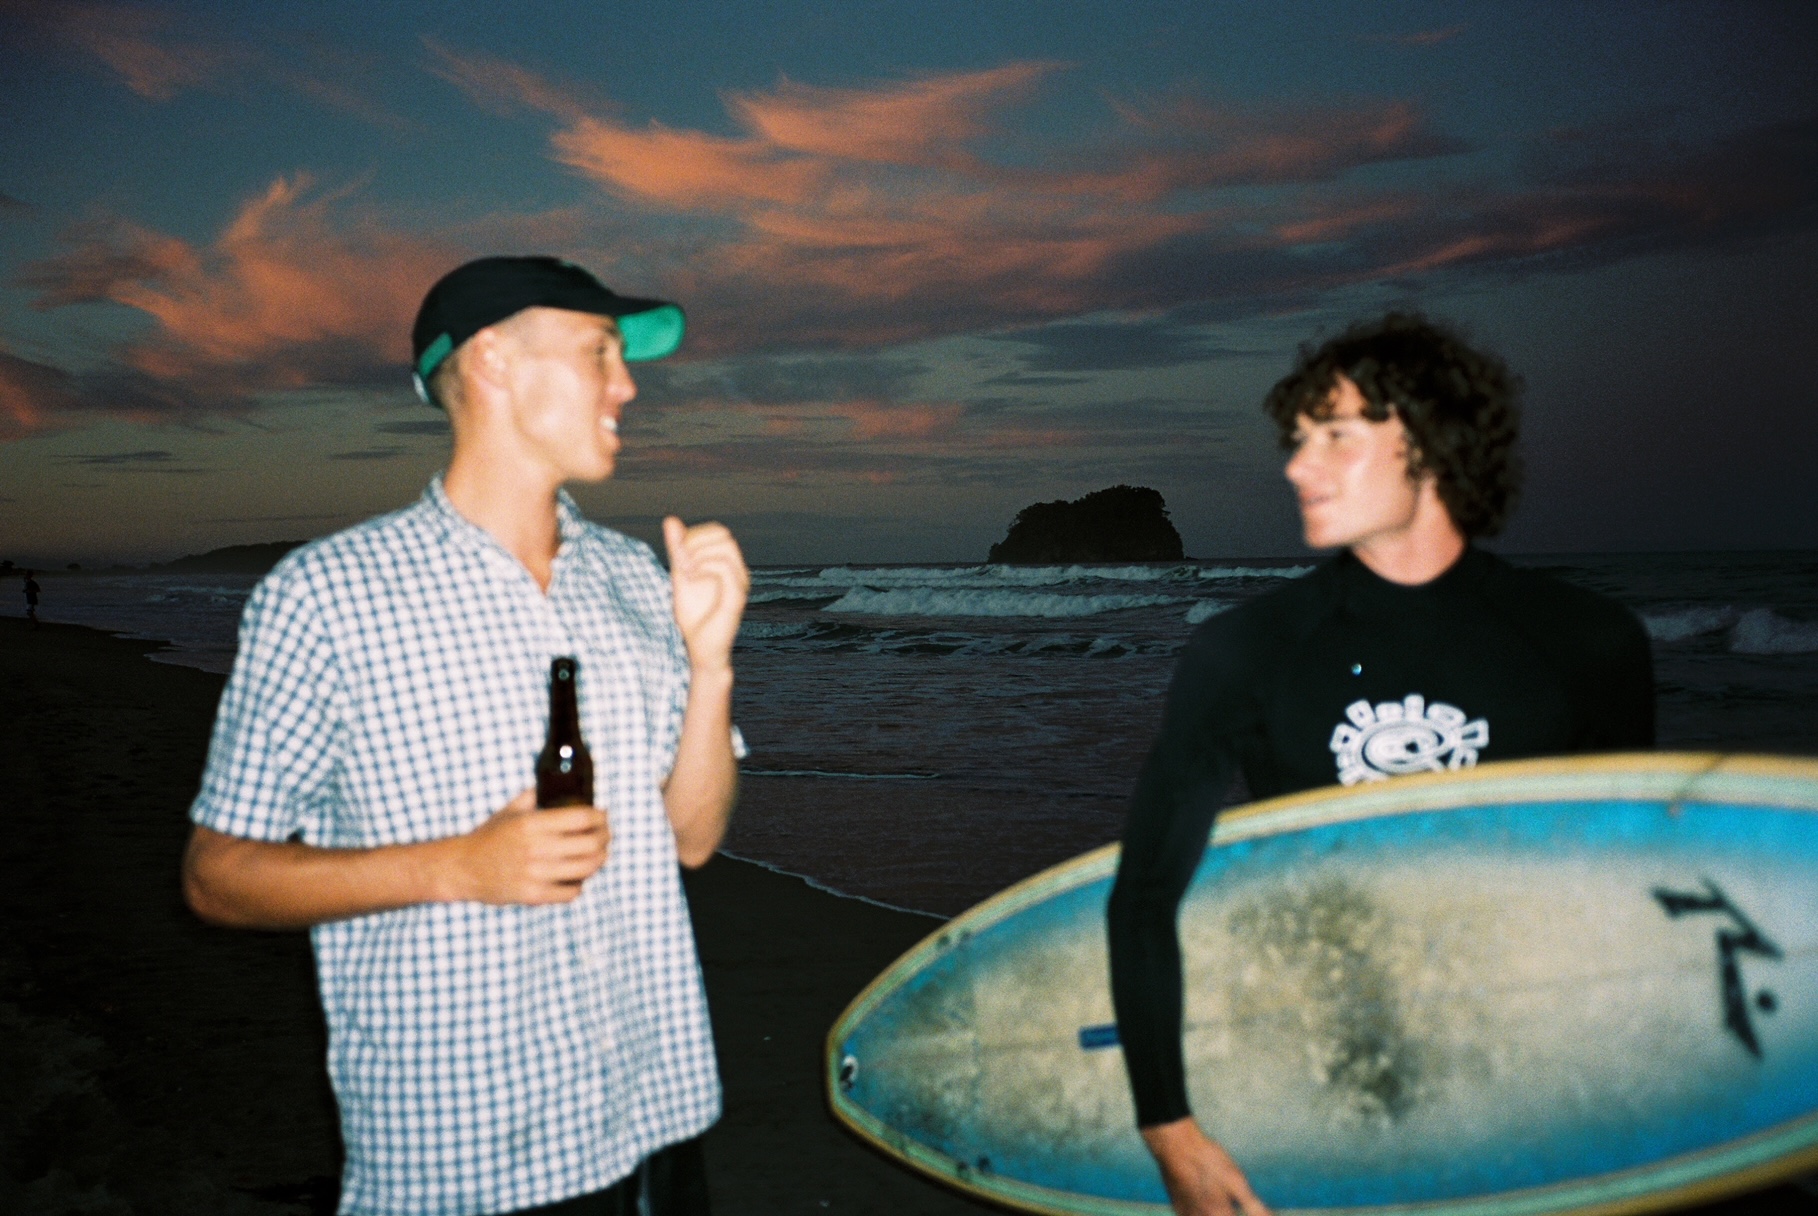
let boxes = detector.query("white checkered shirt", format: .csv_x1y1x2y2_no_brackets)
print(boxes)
192,478,722,1215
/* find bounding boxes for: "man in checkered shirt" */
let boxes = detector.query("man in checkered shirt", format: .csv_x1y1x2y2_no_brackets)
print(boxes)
183,256,749,1216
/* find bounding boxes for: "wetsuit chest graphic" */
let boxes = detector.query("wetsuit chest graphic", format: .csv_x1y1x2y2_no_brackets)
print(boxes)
1329,693,1489,785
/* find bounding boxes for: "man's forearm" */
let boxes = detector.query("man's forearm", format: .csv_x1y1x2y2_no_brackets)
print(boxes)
664,664,738,867
183,825,462,930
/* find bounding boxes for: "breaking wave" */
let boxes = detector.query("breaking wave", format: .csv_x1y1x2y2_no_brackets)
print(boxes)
1641,605,1818,654
1642,606,1739,642
823,587,1183,618
750,562,1312,593
1729,608,1818,655
1185,600,1230,624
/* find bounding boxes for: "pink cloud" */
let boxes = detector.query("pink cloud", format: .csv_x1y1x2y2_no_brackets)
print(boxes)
416,49,1497,352
1274,198,1424,244
692,400,965,444
4,1,406,125
22,176,454,411
967,424,1085,450
726,64,1059,166
43,3,231,100
828,401,964,441
11,52,1799,445
0,348,75,441
421,37,594,123
555,119,829,211
22,217,197,307
117,177,436,369
619,396,1094,487
1363,25,1469,48
647,398,1083,469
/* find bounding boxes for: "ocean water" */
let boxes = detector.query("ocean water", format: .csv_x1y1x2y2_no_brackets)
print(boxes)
18,552,1816,915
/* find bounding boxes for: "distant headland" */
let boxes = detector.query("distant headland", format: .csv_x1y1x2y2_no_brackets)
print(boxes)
153,541,307,574
987,485,1185,564
5,541,307,577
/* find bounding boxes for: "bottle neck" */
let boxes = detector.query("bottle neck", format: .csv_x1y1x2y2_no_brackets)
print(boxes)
549,657,581,734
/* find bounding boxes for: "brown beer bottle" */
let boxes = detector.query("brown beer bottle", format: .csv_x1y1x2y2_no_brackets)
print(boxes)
535,656,595,808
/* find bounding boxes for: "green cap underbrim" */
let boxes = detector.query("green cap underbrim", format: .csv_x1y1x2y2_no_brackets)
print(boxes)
412,302,685,406
618,303,685,362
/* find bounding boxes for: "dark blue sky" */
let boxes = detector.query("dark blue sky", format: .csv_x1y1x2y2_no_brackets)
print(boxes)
2,0,1813,563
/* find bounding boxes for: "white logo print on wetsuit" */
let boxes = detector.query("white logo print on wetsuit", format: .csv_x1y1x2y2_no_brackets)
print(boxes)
1329,693,1489,785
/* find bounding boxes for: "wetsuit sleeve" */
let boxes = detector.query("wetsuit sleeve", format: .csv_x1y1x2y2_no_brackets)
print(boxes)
1106,626,1247,1128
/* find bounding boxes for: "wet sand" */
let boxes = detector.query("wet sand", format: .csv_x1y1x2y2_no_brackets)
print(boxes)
0,615,1808,1215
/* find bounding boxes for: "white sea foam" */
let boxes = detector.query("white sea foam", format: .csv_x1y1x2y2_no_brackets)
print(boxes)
736,621,811,640
1198,565,1314,580
1185,600,1230,624
817,565,1007,587
1730,608,1818,655
1642,606,1738,642
1640,604,1818,653
751,562,1313,592
822,587,1183,618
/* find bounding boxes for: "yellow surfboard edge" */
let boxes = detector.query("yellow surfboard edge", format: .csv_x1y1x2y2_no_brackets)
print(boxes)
823,752,1818,1216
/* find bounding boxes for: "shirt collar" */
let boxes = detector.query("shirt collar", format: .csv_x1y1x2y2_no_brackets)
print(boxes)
553,487,587,546
420,474,589,560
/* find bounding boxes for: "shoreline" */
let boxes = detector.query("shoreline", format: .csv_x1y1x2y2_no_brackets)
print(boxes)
716,848,946,920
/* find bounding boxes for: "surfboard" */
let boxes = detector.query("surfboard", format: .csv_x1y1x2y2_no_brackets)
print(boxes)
824,753,1818,1216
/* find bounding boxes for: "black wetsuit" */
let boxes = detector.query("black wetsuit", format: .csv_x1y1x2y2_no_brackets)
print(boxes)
1106,546,1654,1127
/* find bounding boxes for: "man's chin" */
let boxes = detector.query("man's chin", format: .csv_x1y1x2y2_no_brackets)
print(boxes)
1300,524,1350,552
1299,517,1335,549
564,456,617,484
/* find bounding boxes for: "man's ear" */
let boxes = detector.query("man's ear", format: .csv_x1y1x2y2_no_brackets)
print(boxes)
1397,420,1434,487
464,326,517,398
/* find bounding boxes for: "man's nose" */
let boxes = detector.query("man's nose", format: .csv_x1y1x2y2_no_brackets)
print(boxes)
609,361,637,406
1284,443,1313,486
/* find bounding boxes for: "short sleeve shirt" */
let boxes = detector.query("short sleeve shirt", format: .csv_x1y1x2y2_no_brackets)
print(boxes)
191,478,720,1215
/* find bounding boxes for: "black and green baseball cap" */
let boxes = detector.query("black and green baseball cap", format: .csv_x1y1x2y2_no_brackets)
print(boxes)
410,255,685,406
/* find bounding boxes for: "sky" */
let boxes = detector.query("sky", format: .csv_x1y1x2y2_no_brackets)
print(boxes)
1,0,1814,565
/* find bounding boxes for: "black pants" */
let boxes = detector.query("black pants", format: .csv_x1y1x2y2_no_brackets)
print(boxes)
506,1137,710,1216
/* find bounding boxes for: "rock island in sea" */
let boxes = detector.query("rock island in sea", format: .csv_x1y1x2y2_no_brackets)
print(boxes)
987,484,1185,564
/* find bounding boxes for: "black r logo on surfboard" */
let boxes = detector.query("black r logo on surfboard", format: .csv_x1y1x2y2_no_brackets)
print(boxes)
1651,879,1782,1058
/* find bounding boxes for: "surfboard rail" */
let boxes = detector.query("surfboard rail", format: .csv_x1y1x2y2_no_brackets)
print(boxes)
824,752,1818,1216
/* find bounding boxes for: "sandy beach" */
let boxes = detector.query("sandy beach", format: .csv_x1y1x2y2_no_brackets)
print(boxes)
1,614,1809,1215
0,616,996,1214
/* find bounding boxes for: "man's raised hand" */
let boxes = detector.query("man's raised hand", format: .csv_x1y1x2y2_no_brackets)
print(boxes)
662,516,749,671
446,790,610,904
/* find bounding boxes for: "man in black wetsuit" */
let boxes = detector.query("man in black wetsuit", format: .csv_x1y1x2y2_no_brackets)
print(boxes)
1106,312,1654,1216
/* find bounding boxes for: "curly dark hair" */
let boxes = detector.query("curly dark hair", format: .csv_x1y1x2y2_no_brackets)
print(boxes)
1262,311,1524,538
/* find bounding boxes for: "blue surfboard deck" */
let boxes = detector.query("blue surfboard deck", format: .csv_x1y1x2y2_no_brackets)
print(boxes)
825,754,1818,1216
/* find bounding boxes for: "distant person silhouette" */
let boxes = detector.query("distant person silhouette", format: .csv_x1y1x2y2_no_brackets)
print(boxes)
22,570,39,627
